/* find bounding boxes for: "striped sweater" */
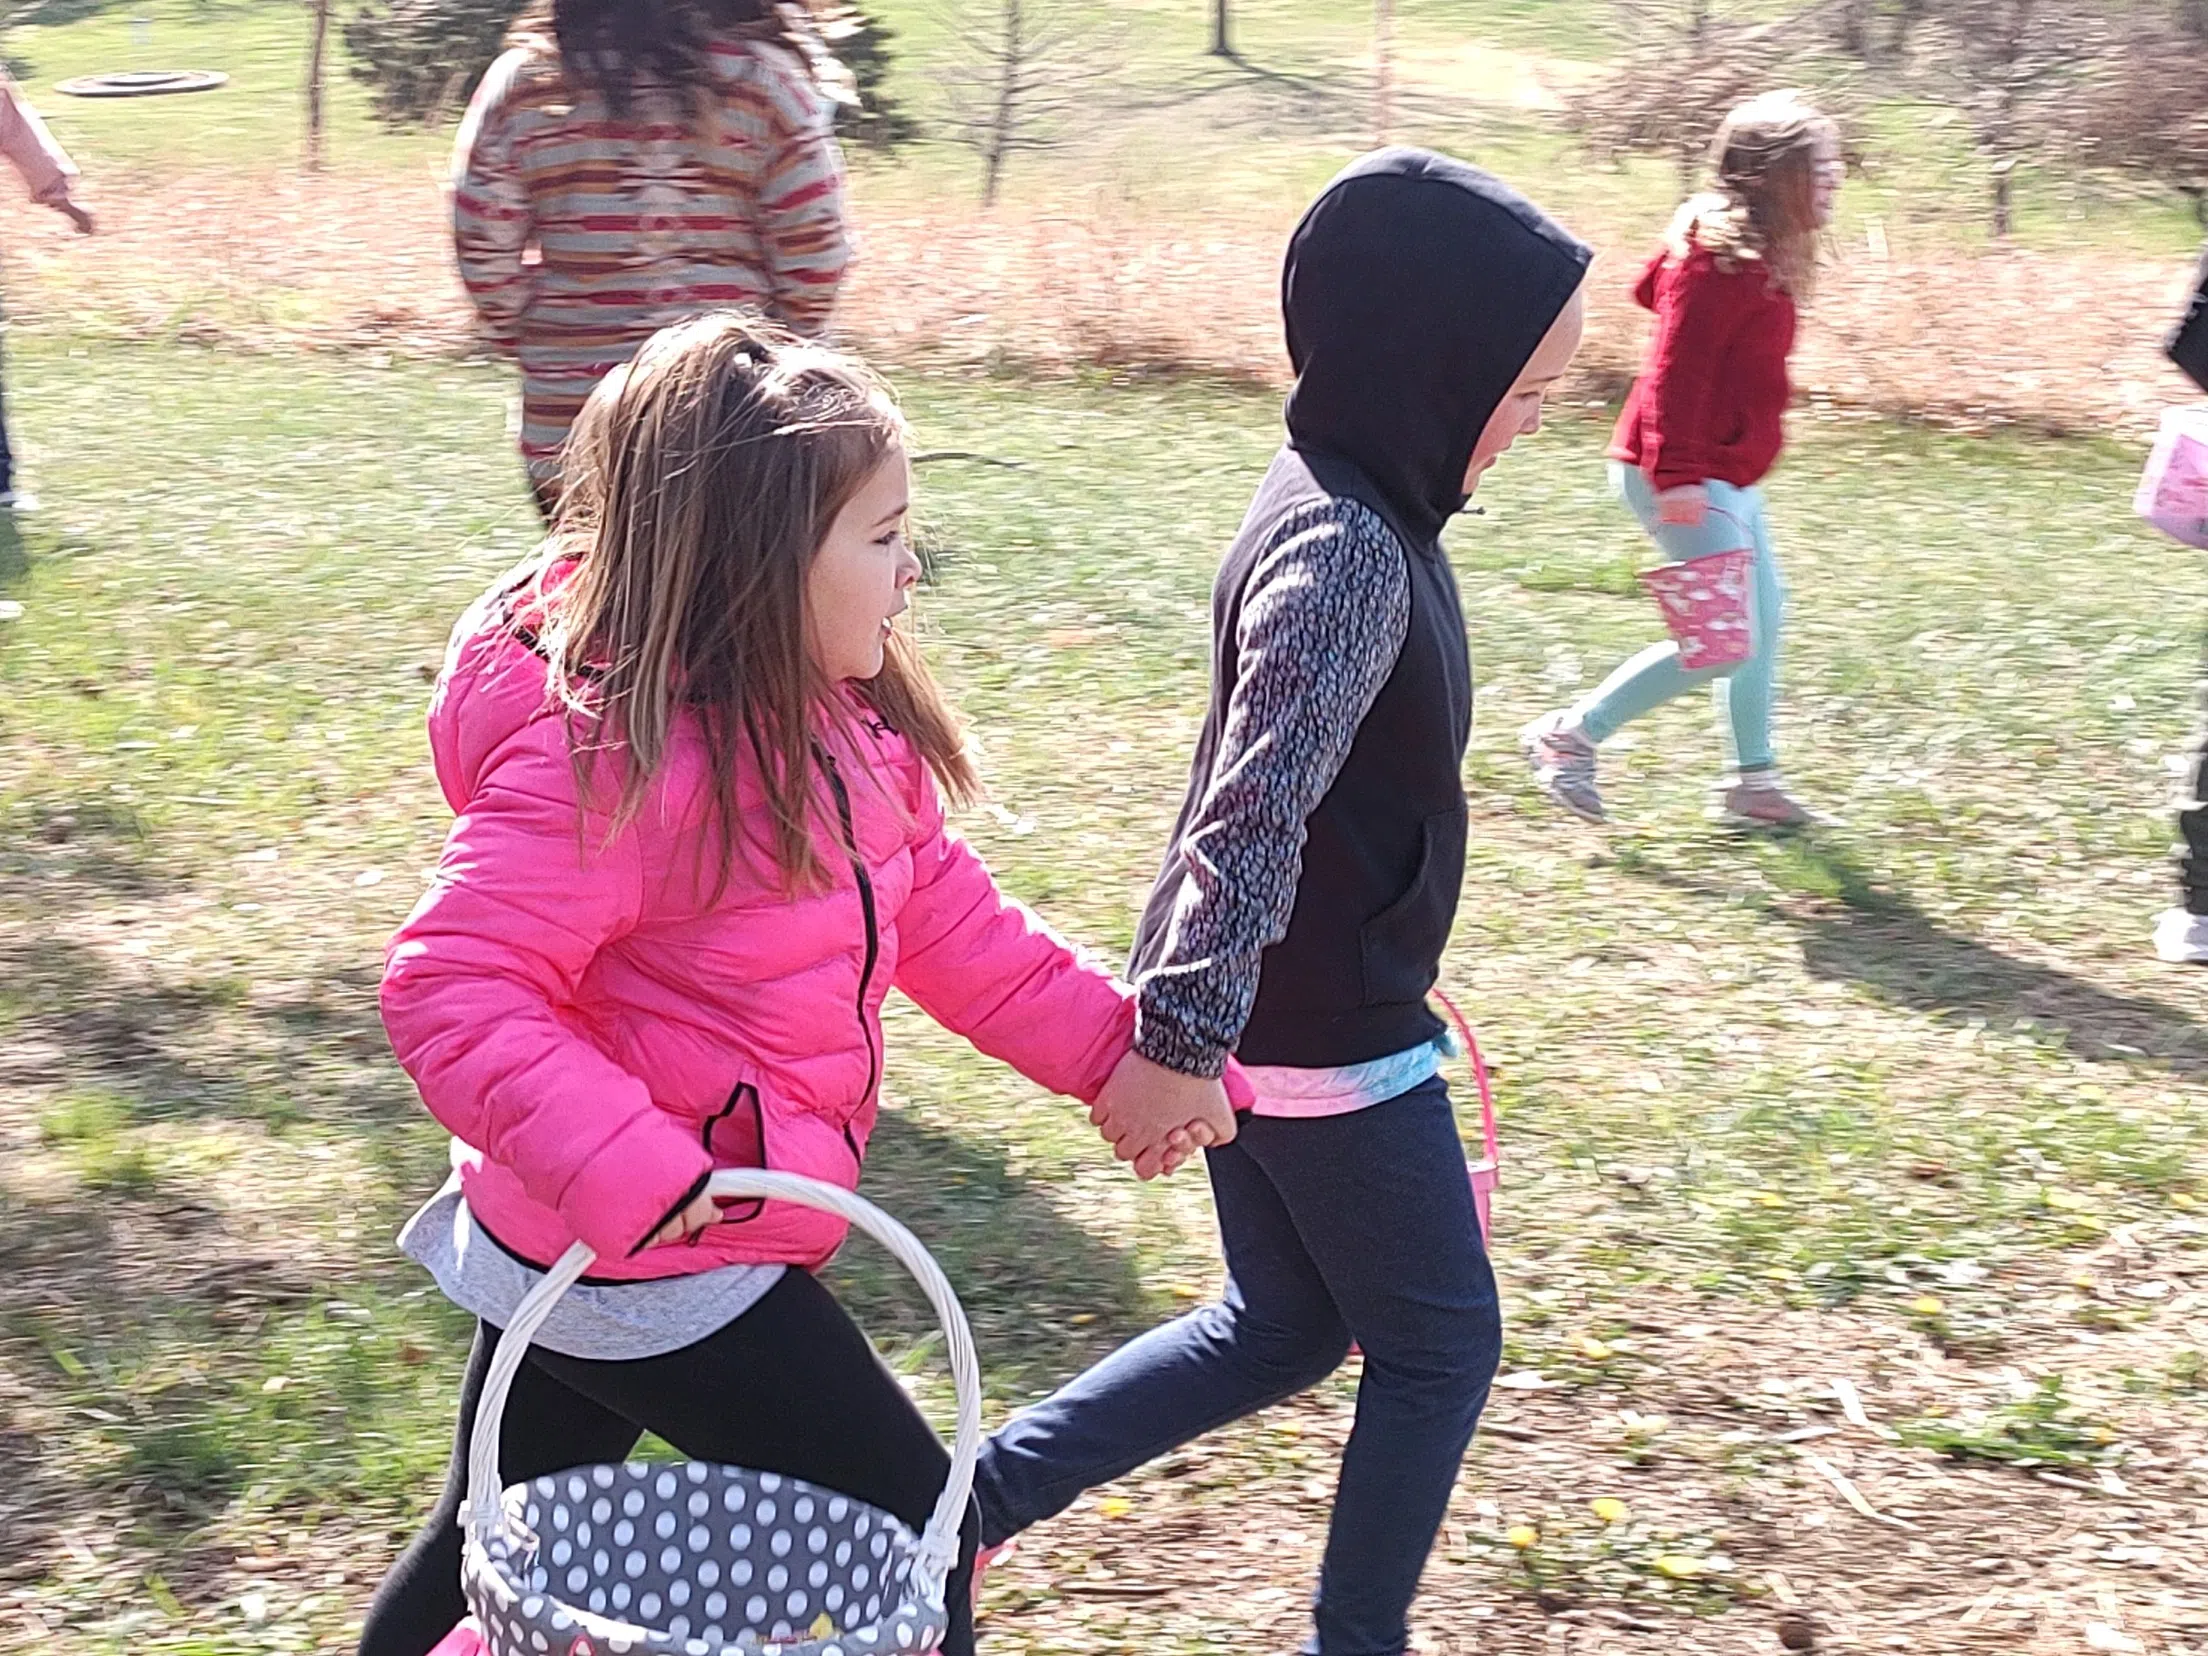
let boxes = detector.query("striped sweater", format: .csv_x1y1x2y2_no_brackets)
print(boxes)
452,35,852,492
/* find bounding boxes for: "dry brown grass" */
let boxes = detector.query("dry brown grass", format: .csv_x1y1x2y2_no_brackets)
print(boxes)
0,164,2198,433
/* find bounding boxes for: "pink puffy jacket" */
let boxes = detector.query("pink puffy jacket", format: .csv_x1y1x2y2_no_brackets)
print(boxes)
382,568,1136,1277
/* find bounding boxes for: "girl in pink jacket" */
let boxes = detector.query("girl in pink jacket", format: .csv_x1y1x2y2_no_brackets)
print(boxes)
359,314,1232,1656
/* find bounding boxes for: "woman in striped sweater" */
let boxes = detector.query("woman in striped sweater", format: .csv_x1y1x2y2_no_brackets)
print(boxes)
453,0,852,514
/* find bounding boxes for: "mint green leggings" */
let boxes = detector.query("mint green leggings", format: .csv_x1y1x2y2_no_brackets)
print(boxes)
1571,462,1783,772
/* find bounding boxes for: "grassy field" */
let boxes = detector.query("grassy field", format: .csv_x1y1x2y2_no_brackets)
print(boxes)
3,323,2206,1654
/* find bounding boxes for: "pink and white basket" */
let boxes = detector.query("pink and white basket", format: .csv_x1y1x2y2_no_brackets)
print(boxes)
1639,547,1756,671
2137,407,2208,550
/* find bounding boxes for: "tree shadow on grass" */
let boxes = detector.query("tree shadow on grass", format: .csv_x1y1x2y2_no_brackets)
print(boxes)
1617,834,2208,1077
825,1104,1166,1404
0,931,420,1131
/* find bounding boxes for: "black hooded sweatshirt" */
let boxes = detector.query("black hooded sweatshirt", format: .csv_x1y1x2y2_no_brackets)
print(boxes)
1129,149,1590,1076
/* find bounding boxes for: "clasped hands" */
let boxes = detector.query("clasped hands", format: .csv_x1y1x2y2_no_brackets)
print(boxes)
1087,1049,1241,1181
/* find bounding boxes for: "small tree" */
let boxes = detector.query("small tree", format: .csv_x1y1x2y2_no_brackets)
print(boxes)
343,0,525,125
306,0,333,169
820,4,920,150
1903,0,2087,239
1568,0,1829,191
1210,0,1231,57
936,0,1108,206
2057,10,2208,226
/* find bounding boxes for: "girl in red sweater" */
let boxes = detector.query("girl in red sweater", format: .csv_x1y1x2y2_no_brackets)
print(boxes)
1526,92,1841,827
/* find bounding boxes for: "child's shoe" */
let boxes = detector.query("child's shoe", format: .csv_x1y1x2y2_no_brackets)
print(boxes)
1522,711,1604,823
2154,906,2208,964
972,1538,1016,1608
1714,770,1820,830
0,489,38,513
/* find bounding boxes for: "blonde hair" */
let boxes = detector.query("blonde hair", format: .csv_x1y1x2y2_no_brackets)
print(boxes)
533,312,975,895
1668,90,1837,303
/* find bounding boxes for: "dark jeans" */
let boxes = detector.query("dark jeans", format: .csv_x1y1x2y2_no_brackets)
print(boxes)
2181,644,2208,916
974,1078,1500,1656
359,1270,979,1656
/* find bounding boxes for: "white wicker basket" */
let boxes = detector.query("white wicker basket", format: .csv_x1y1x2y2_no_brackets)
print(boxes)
460,1171,980,1656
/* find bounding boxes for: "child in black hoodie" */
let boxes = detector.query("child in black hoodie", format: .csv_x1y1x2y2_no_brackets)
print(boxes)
985,151,1589,1655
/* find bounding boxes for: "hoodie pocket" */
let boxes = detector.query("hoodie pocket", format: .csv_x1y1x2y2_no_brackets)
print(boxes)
1359,808,1466,1008
697,1077,768,1223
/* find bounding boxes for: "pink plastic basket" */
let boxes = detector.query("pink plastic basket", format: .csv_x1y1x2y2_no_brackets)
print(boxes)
2137,407,2208,550
1639,547,1755,671
426,1620,486,1656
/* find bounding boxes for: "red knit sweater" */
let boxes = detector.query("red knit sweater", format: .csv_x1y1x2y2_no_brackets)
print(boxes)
1610,242,1798,492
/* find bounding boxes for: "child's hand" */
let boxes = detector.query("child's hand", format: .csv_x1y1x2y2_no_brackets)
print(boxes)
47,194,93,235
1655,484,1709,527
1090,1051,1238,1181
644,1187,720,1249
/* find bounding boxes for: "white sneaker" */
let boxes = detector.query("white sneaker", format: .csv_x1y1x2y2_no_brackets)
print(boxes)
1522,711,1605,823
1715,772,1823,830
0,489,38,513
2154,907,2208,964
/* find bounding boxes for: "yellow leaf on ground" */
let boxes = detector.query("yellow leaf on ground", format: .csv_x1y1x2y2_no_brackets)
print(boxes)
1098,1496,1133,1519
1590,1497,1630,1524
1572,1334,1614,1362
1910,1295,1943,1317
1505,1524,1539,1549
1652,1553,1705,1579
809,1613,838,1639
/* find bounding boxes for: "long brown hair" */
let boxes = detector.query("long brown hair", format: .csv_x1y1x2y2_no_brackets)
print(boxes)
1669,90,1837,302
534,312,975,894
508,0,847,118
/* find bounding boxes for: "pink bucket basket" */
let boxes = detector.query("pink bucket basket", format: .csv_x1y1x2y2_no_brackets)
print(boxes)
2137,407,2208,550
1639,544,1755,671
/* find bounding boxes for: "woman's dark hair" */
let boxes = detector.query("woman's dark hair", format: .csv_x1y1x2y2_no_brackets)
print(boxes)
523,0,819,117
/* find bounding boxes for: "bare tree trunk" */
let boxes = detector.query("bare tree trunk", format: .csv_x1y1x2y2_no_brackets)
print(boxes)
1991,155,2014,238
1374,0,1394,144
305,0,330,172
1210,0,1232,57
982,0,1021,205
1675,0,1710,189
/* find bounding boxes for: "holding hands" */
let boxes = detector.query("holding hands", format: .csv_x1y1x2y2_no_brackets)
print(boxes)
1090,1049,1240,1182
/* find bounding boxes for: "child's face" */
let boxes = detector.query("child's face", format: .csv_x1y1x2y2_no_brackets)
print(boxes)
806,446,919,684
1462,286,1586,496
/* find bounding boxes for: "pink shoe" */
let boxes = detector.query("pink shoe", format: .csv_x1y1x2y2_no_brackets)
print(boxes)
1715,771,1824,830
972,1538,1016,1608
1522,712,1605,823
427,1622,487,1656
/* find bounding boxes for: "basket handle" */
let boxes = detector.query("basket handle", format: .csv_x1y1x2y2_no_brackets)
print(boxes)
464,1169,982,1604
1432,989,1500,1174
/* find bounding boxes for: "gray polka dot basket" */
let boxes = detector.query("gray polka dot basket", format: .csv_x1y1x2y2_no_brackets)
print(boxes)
461,1171,980,1656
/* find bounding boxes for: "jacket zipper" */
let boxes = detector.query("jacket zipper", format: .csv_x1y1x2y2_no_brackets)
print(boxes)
817,747,880,1161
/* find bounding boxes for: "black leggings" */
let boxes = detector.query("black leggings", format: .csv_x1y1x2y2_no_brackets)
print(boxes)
359,1270,979,1656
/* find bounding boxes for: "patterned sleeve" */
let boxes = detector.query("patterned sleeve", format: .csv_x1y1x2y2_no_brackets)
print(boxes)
450,49,535,355
1133,501,1412,1078
752,48,851,336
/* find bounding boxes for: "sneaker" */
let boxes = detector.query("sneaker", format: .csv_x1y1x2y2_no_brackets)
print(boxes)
1522,712,1605,823
0,490,38,513
971,1538,1015,1608
2154,906,2208,964
1715,772,1821,830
